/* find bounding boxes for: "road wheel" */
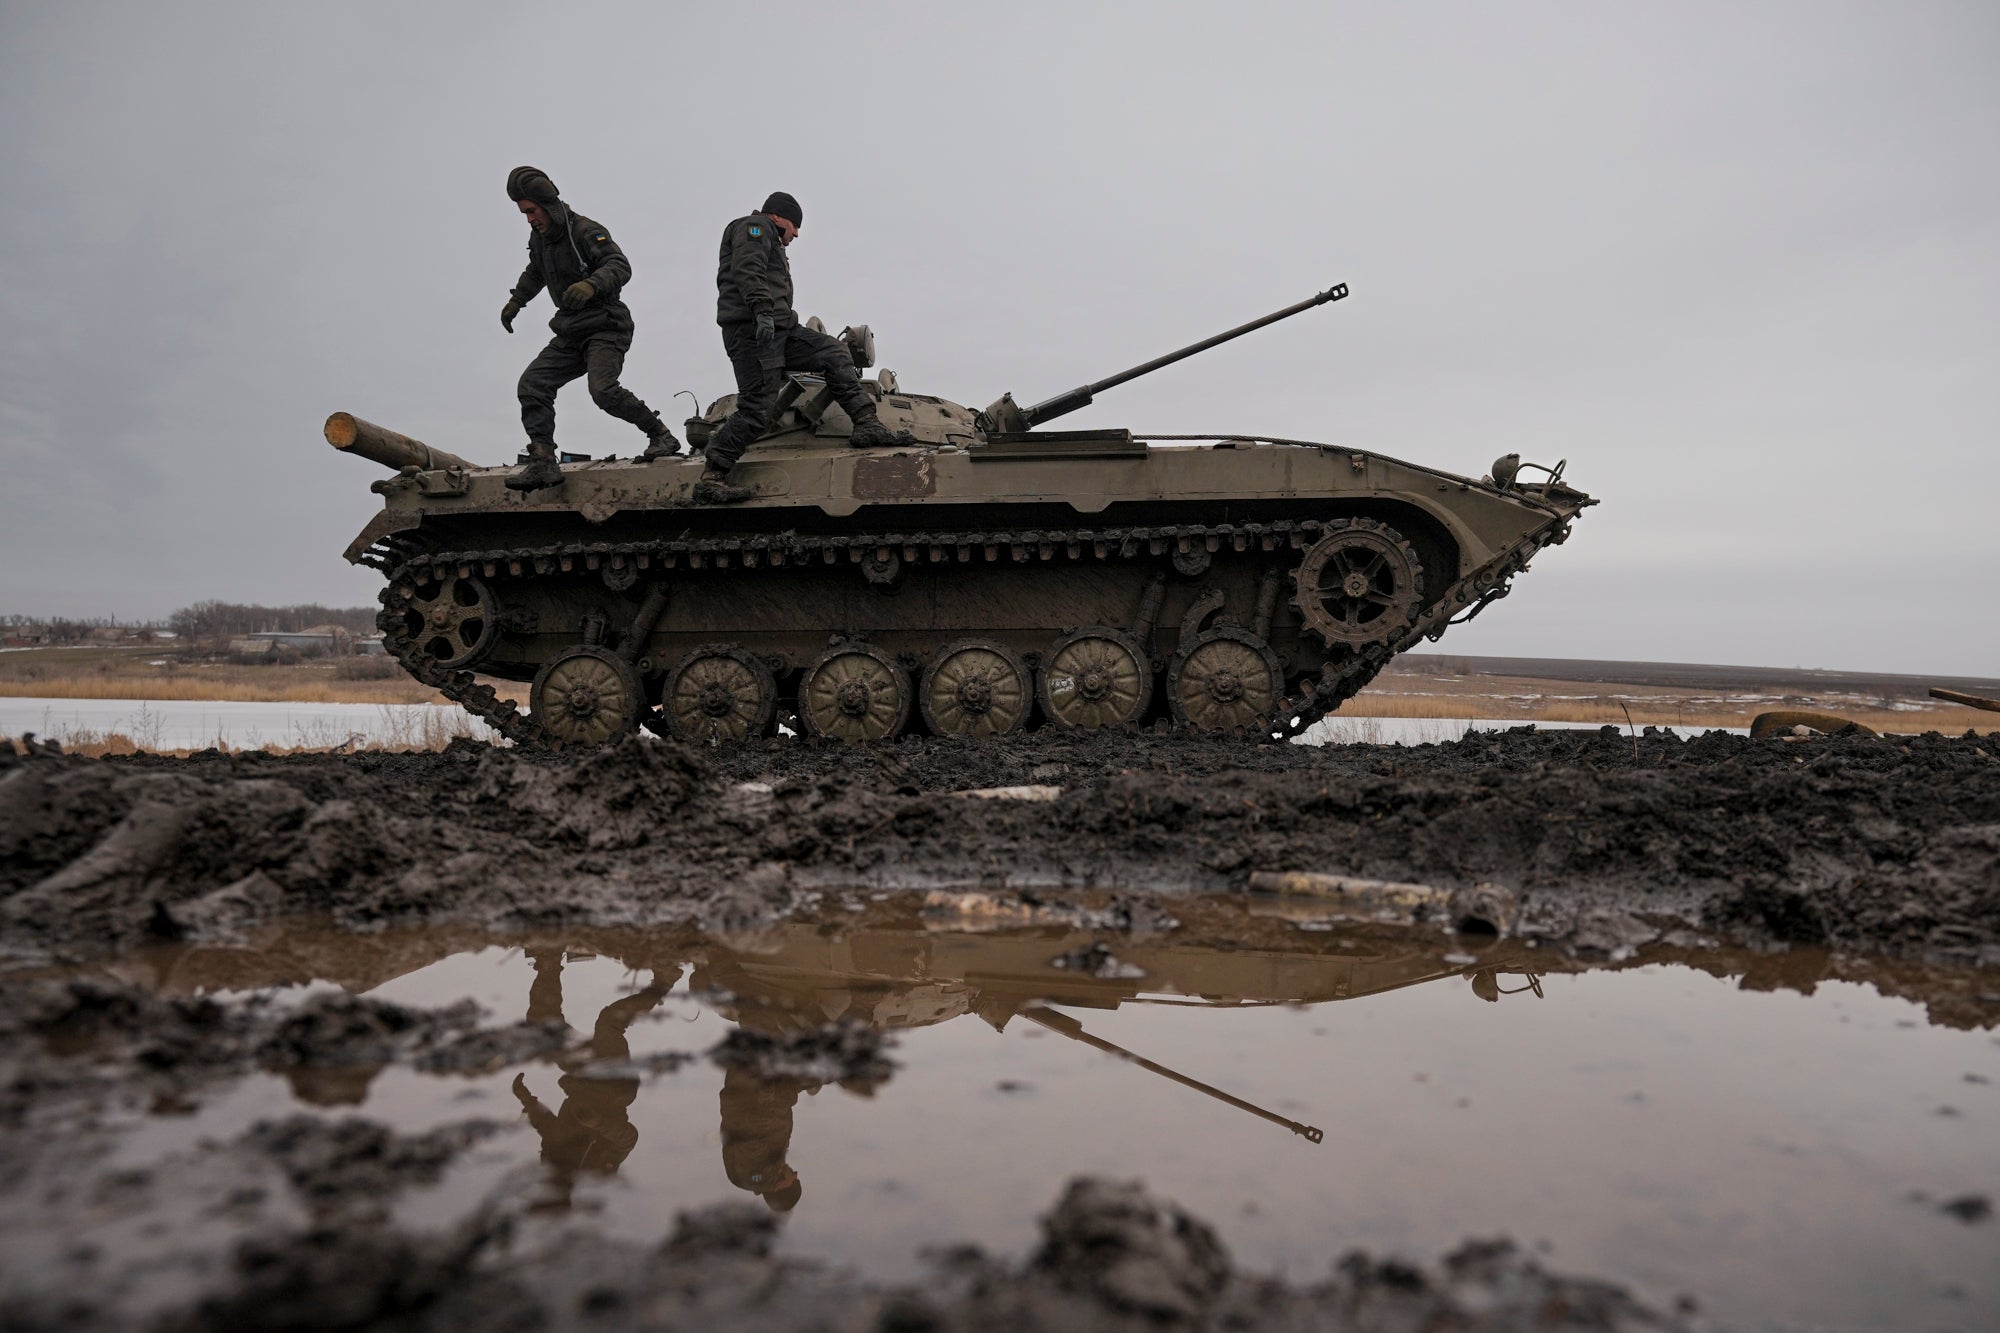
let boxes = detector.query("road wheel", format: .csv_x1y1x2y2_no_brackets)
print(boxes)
799,643,912,742
1168,628,1284,732
663,645,777,743
1039,627,1152,731
530,646,644,746
921,639,1032,738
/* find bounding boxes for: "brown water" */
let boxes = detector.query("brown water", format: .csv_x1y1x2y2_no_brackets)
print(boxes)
66,904,2000,1329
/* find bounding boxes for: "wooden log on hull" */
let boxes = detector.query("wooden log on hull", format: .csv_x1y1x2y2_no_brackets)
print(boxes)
324,412,475,473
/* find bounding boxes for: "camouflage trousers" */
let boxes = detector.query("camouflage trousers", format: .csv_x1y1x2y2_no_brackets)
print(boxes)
517,330,664,446
704,322,874,472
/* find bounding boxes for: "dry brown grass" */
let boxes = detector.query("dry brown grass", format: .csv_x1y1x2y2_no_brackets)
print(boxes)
0,646,527,707
4,671,441,704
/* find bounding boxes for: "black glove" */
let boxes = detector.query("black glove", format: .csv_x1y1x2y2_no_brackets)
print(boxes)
501,298,521,332
560,280,596,310
753,310,776,343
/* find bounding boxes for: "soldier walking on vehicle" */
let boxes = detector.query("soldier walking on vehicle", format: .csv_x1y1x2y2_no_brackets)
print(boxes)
693,191,912,505
500,166,680,493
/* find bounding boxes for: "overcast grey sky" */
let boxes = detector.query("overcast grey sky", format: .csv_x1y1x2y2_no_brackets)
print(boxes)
1,1,1994,673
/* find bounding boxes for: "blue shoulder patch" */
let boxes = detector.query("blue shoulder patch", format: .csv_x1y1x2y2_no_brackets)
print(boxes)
748,224,761,237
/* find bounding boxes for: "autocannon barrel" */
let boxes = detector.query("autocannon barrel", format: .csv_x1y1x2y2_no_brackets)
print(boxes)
990,282,1350,433
324,412,475,473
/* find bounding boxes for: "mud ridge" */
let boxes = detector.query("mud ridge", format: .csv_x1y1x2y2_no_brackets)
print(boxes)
3,728,1996,966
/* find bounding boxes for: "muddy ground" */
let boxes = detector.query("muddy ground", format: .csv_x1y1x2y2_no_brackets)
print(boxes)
3,726,1997,1329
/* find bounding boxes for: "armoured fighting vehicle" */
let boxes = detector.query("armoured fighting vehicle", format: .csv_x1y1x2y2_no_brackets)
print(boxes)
331,285,1594,745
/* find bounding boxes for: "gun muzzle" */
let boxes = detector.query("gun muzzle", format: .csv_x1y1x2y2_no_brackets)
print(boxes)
324,412,474,473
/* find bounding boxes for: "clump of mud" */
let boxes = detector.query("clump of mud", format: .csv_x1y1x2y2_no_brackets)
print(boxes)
4,728,1996,966
75,1159,1684,1333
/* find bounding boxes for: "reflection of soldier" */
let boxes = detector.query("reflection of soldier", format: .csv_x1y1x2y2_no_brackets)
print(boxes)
510,948,677,1207
690,956,910,1213
719,1064,810,1212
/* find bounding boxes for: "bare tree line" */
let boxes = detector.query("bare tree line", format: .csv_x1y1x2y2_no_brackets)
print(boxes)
167,602,378,639
4,603,377,642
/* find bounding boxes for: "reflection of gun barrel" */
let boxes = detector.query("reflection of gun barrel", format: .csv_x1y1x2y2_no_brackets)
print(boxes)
1021,1005,1323,1144
324,412,475,473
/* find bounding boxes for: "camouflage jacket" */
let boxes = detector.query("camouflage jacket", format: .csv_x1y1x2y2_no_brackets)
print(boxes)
509,204,635,338
715,212,796,328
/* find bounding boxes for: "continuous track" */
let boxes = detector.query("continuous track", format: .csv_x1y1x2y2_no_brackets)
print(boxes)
375,513,1569,747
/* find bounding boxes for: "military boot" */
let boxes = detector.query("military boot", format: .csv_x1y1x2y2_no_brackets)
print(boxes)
640,421,682,462
847,413,917,448
505,441,565,492
691,468,755,505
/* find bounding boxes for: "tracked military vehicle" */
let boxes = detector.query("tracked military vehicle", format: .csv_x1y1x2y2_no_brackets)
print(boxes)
332,284,1594,745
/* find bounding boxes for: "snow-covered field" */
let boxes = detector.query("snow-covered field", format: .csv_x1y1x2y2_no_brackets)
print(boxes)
0,697,495,751
1293,715,1746,745
3,694,1748,753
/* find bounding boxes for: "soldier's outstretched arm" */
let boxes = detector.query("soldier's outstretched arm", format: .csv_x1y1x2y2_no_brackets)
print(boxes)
512,1072,557,1132
503,262,543,332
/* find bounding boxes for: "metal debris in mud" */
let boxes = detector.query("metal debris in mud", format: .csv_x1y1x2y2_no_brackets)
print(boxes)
3,895,1996,1331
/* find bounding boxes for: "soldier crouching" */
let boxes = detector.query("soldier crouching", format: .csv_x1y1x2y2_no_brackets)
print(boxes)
694,191,911,505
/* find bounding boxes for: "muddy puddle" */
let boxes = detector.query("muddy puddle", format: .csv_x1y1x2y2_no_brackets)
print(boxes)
11,894,1997,1330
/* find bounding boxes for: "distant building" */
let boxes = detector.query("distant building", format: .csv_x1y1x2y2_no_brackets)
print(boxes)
240,625,355,655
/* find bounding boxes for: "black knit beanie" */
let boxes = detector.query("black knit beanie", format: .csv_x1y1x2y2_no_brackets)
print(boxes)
761,191,802,227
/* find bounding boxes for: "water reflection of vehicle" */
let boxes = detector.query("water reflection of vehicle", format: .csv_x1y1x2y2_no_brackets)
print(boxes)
78,901,1546,1212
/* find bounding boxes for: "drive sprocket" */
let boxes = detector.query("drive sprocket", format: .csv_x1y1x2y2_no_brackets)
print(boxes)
1292,519,1424,649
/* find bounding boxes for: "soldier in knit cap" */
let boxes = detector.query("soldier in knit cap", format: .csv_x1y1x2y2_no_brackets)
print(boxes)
500,166,680,493
693,191,913,505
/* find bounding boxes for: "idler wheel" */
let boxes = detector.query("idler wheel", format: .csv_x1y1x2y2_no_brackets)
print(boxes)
1168,627,1285,732
530,646,643,746
400,572,498,669
920,638,1031,739
1292,518,1425,649
1039,627,1152,731
663,644,777,743
799,643,911,742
